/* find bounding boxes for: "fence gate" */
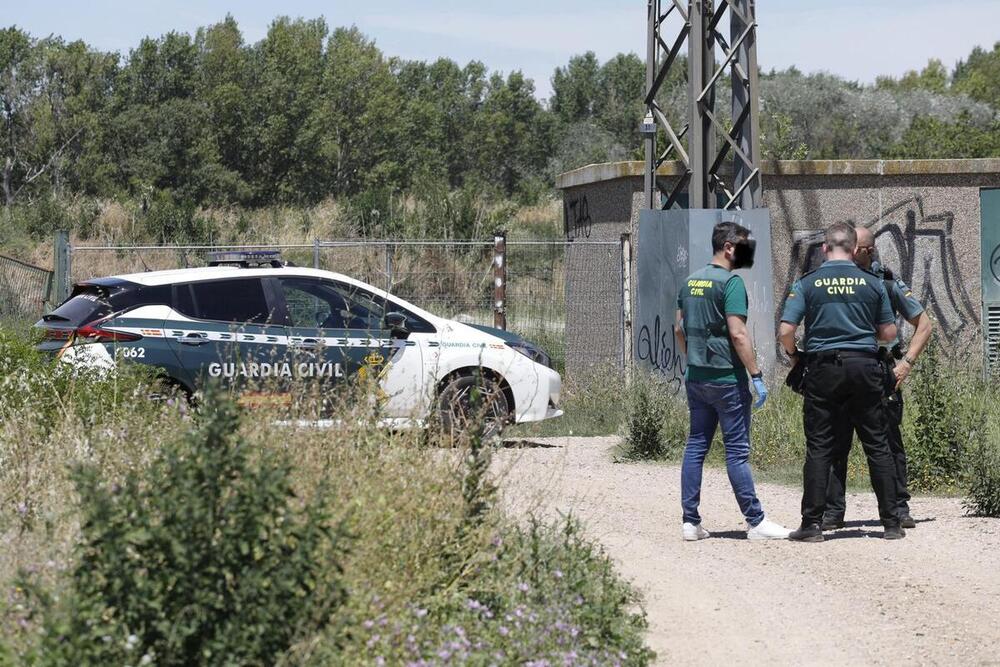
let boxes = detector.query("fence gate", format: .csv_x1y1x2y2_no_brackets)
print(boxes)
0,255,53,325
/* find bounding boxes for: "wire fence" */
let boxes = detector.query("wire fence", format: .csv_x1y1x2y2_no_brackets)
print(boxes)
0,255,53,325
5,236,628,376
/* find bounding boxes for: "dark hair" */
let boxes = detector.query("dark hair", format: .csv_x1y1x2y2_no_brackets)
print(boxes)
824,221,857,253
711,221,750,253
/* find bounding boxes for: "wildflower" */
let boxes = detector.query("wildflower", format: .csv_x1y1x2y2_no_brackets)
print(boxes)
414,607,428,618
499,626,509,637
364,619,376,629
553,569,563,579
518,582,530,592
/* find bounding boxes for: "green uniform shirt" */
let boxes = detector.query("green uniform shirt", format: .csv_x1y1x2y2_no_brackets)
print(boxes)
781,259,894,353
676,264,748,384
873,263,924,348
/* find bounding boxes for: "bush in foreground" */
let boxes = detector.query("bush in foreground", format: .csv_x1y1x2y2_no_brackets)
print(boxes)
1,331,654,665
22,389,347,666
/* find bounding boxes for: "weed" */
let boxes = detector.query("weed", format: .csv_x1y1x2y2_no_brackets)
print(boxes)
21,388,347,666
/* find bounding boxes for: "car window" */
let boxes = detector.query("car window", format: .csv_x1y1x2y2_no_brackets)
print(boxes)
177,278,274,324
45,283,172,325
279,278,345,329
278,278,384,331
383,298,436,334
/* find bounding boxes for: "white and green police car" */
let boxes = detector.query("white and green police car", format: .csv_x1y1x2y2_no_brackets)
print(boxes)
35,251,562,433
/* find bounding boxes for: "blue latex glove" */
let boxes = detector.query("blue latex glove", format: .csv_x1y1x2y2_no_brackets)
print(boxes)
751,376,768,408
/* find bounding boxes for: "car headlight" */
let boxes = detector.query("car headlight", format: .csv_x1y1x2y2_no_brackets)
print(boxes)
505,340,552,369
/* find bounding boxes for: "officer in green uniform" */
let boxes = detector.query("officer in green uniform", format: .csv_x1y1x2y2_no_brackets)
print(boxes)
778,221,904,541
674,221,791,541
822,225,933,530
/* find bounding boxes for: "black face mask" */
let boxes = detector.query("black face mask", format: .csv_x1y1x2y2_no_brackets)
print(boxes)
732,239,756,269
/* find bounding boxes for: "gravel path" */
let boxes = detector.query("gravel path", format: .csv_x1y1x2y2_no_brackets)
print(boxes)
494,436,1000,666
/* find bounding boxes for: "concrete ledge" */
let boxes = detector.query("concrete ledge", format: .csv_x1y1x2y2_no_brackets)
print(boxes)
555,158,1000,189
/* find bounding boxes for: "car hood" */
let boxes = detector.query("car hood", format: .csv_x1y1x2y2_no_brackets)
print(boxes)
462,322,529,345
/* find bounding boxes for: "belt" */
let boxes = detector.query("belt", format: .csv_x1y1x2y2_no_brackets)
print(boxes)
805,349,879,362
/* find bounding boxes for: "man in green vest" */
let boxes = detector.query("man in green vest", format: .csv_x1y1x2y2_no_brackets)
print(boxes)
779,221,904,542
674,221,791,541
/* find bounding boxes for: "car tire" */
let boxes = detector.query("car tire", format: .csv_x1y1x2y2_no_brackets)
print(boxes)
437,373,510,442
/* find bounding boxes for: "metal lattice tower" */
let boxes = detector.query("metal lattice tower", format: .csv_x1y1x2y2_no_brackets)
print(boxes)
643,0,763,210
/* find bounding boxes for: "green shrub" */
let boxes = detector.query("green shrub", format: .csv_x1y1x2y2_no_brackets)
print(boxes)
964,425,1000,517
6,195,73,239
616,372,686,462
140,191,217,243
904,339,972,491
24,389,347,666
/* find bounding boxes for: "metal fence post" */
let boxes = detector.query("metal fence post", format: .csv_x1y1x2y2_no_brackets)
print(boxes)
312,238,320,269
385,242,394,293
621,232,633,380
493,231,507,330
53,230,71,304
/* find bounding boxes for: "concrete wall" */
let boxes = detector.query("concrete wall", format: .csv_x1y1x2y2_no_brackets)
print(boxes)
557,159,1000,368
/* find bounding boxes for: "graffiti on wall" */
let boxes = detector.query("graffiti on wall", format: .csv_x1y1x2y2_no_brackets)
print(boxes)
636,314,686,393
785,196,979,339
563,195,592,239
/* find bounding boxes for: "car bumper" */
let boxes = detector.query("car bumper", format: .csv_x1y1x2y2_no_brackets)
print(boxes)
513,364,562,423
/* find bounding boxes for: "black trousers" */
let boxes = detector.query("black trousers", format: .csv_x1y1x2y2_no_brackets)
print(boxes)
801,353,900,527
824,369,910,521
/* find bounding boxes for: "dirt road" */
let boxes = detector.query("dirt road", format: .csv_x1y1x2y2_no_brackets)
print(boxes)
495,437,1000,666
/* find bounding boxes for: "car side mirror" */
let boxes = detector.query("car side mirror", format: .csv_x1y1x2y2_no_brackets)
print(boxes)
384,312,410,339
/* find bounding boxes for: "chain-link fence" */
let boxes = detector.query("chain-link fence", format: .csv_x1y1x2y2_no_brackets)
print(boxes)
0,255,53,325
57,237,627,376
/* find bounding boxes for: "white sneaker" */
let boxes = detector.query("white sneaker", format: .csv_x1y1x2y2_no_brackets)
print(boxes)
747,517,791,540
682,522,711,541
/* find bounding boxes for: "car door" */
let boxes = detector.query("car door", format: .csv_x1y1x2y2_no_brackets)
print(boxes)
165,276,288,393
275,276,424,418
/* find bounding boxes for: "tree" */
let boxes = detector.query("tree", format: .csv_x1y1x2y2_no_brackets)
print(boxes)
953,42,1000,110
550,52,600,124
249,17,328,203
594,53,645,151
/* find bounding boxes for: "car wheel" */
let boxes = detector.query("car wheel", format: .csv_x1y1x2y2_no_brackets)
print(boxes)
437,373,510,442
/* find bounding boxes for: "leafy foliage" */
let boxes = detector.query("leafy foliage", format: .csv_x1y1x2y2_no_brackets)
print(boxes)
25,389,347,666
7,22,1000,226
903,340,970,491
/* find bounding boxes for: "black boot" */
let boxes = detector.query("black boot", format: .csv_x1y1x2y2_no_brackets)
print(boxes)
884,525,906,540
821,515,845,531
789,522,824,542
900,514,916,529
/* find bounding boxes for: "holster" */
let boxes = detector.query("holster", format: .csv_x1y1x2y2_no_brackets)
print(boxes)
785,361,806,395
876,348,896,398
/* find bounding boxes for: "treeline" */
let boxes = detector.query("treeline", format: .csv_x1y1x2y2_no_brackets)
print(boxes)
4,16,1000,220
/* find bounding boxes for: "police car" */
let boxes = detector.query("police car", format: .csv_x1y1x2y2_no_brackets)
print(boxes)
35,251,562,434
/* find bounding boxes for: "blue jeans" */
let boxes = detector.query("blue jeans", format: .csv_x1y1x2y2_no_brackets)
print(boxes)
681,380,765,527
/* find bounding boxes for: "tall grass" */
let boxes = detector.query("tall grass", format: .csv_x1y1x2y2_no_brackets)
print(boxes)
0,330,654,664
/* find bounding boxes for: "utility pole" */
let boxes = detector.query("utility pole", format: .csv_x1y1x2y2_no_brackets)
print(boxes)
643,0,763,210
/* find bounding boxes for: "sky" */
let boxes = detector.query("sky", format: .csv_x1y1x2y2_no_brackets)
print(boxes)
7,0,1000,100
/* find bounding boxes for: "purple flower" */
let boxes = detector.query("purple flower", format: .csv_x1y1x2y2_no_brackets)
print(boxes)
414,607,428,618
518,582,530,592
363,619,375,629
553,569,563,579
499,626,510,637
15,502,27,517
